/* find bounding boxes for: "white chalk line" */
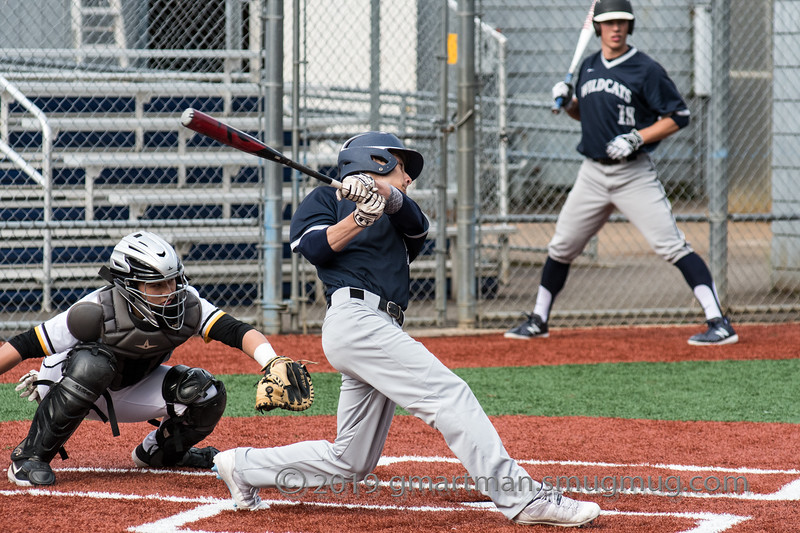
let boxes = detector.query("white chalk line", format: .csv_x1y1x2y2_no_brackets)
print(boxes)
5,455,797,532
378,455,800,475
11,455,800,501
51,455,800,477
0,489,751,533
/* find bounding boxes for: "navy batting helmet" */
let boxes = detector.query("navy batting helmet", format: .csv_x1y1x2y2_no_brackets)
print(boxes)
593,0,635,36
337,131,424,181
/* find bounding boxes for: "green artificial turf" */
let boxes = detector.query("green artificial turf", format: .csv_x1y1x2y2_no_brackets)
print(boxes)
1,359,798,423
461,359,800,423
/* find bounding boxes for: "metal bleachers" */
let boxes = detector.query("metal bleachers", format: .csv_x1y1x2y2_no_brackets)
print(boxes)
1,70,514,326
0,73,349,316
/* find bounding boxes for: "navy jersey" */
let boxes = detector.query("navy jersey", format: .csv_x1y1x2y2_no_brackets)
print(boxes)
289,186,429,309
575,47,690,160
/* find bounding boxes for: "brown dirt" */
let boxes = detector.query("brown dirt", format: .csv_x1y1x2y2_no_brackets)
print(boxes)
2,322,799,532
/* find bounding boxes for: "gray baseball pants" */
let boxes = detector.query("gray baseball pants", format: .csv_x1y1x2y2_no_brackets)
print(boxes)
233,287,539,519
549,154,693,264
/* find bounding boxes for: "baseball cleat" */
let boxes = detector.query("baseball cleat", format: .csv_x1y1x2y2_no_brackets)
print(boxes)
7,459,56,487
176,446,220,468
512,488,601,527
687,316,738,346
133,444,220,469
504,313,549,339
212,449,268,511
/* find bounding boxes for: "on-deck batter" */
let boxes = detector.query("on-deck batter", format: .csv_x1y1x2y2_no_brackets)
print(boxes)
506,0,738,346
211,132,601,527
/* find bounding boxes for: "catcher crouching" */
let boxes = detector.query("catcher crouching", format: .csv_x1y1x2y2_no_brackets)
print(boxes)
0,231,313,487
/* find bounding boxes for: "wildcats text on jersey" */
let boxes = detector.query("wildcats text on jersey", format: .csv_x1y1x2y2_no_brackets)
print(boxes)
580,78,632,103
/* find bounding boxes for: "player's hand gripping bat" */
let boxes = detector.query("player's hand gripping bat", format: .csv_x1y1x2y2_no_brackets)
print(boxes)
553,1,598,113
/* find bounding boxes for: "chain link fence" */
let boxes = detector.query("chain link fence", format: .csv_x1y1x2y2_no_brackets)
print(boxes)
475,0,799,329
1,0,798,338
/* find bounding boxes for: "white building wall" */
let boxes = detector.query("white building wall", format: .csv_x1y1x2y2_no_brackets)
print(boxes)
771,0,800,289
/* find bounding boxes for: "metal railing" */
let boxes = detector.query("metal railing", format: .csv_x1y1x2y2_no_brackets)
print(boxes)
0,75,54,311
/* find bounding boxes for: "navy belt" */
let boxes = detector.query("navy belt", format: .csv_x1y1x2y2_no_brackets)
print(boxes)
592,152,640,165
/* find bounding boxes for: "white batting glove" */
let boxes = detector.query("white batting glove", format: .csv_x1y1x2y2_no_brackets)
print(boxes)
605,129,644,160
353,192,386,227
551,81,573,105
336,173,376,203
15,369,41,403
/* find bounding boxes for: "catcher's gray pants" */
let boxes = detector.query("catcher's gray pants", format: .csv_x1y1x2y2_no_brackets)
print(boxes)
548,154,693,265
234,287,539,519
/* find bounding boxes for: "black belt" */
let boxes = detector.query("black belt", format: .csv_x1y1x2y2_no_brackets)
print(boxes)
592,152,640,165
348,288,405,326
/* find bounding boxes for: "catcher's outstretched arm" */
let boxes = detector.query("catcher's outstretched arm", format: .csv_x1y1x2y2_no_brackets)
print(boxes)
0,343,23,376
251,338,279,369
204,312,279,370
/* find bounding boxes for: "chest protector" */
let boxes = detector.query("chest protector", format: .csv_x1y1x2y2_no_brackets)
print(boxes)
97,286,202,389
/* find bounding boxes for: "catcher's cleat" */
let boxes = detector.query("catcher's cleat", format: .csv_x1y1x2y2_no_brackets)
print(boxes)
512,488,600,527
132,444,220,469
504,313,549,339
212,449,268,511
687,316,738,346
7,458,56,487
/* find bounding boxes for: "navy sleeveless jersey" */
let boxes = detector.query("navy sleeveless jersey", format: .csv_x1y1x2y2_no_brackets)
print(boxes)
575,47,689,160
289,186,429,309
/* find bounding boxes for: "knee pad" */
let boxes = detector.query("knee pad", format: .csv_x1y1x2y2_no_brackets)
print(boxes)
153,365,227,465
14,343,116,464
162,365,227,427
163,365,216,405
61,343,118,403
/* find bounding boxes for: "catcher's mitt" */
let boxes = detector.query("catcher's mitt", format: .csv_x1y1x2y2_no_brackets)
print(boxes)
255,356,314,412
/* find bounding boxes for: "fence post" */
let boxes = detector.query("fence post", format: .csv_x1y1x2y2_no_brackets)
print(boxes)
456,0,477,328
436,1,450,326
262,0,285,333
708,0,731,306
370,0,381,130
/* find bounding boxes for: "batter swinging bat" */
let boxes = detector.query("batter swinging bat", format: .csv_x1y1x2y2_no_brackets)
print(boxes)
552,0,598,113
180,108,342,188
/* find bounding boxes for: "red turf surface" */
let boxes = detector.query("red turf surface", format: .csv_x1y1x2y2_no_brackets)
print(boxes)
1,322,799,532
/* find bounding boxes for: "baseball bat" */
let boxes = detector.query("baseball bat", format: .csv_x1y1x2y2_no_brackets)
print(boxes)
180,108,342,188
552,0,598,114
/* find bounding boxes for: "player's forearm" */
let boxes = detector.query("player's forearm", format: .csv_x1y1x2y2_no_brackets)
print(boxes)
245,330,284,371
0,342,23,376
326,214,365,251
241,329,268,354
638,117,680,144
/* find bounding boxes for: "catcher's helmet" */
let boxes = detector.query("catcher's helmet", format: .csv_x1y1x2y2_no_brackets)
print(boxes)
593,0,635,36
107,231,188,330
337,131,424,181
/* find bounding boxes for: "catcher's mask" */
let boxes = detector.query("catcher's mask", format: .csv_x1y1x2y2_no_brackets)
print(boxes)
337,131,424,181
593,0,635,36
100,231,188,331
